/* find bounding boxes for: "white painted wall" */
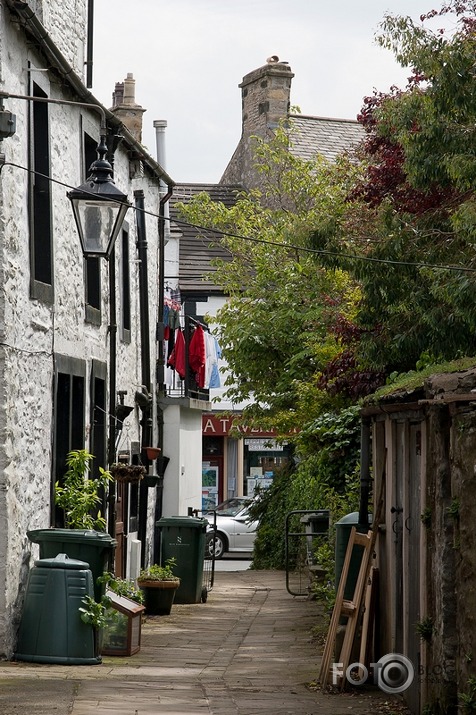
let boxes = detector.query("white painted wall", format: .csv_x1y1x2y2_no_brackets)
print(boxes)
0,0,164,656
161,403,204,516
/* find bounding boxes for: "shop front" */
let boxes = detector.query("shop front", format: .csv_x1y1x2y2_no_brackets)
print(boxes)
201,413,292,509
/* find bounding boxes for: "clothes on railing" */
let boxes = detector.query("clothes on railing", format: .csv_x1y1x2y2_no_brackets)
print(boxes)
166,320,221,390
167,329,185,379
189,324,206,388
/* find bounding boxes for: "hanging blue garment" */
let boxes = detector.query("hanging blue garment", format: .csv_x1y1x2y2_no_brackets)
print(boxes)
209,337,222,388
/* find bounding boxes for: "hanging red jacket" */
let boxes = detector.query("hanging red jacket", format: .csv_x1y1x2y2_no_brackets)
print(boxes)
189,325,206,388
167,329,186,379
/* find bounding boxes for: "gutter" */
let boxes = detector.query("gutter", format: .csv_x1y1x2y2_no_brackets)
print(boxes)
6,0,175,187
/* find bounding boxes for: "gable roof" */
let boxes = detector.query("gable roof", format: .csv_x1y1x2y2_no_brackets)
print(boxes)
170,183,241,294
172,116,365,295
289,114,365,162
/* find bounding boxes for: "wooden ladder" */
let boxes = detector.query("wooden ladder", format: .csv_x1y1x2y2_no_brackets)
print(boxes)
319,526,375,689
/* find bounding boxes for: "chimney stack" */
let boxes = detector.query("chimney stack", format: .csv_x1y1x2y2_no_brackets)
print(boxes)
239,57,294,138
110,73,146,144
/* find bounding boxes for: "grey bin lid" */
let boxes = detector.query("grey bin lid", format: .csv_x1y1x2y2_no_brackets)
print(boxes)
35,553,91,570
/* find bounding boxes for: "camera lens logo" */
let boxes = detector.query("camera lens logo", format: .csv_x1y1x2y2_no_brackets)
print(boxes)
375,653,414,694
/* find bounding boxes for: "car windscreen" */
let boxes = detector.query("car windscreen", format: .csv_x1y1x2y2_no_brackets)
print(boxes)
212,498,250,517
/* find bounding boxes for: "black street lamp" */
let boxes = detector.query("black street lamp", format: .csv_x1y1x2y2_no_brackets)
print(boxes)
67,132,130,258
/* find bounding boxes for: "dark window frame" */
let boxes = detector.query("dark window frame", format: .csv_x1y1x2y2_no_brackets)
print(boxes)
120,222,131,343
28,64,54,303
89,359,108,475
51,354,86,526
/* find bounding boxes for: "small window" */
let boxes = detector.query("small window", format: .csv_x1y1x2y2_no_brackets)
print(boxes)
29,69,53,303
52,355,86,526
120,224,131,342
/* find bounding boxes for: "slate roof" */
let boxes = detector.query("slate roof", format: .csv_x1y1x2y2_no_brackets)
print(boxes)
170,184,241,294
289,114,365,162
173,115,365,295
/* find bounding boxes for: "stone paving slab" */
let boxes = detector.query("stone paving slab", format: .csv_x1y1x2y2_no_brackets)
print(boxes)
0,568,410,714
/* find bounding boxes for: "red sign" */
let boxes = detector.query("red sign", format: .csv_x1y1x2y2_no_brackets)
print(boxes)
202,413,278,437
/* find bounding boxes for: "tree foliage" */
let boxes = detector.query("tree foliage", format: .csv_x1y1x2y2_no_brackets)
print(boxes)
309,1,476,371
176,125,382,431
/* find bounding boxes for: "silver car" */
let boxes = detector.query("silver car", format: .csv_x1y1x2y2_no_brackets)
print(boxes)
205,497,257,559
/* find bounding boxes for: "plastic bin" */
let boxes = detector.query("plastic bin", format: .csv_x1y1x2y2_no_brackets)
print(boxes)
334,511,372,600
15,553,100,665
27,528,116,601
156,516,208,604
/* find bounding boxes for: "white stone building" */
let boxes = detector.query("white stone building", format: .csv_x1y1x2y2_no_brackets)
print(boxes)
0,0,206,658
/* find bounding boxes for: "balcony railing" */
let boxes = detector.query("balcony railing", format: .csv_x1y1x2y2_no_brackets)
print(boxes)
157,315,210,403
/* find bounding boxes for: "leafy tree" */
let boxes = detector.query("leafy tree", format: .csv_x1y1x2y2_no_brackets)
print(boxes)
176,130,367,569
310,1,476,370
176,124,381,432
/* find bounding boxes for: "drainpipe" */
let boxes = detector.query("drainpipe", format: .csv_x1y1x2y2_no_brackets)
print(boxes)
106,245,117,536
154,119,173,404
153,120,173,560
134,189,153,566
86,0,94,88
358,416,372,527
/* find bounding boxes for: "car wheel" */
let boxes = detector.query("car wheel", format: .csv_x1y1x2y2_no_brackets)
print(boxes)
206,532,226,559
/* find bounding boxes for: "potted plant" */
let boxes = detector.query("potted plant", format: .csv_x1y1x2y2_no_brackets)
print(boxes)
54,449,113,529
99,572,145,605
96,574,146,656
137,558,180,615
28,450,116,601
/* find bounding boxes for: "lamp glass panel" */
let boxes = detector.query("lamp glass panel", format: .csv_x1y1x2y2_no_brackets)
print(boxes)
76,199,119,255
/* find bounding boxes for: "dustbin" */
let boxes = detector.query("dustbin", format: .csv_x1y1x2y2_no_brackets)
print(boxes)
27,528,116,601
15,553,100,665
156,516,208,604
334,512,372,600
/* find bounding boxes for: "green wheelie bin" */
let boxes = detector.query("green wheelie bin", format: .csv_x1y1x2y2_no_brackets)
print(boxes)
334,511,372,600
27,528,116,601
156,516,208,604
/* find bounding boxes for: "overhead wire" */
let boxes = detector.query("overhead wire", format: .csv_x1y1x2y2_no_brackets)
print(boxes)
3,160,476,275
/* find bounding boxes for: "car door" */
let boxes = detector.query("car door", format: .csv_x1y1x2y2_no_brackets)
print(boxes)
231,507,257,552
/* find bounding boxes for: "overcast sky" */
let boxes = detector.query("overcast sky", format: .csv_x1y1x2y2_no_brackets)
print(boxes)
91,0,429,184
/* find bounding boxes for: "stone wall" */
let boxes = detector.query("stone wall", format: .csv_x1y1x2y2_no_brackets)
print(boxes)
0,2,162,656
25,0,88,80
425,405,458,714
449,406,476,709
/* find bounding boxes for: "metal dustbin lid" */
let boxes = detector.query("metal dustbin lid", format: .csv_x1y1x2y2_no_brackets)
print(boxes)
34,553,91,570
27,528,116,546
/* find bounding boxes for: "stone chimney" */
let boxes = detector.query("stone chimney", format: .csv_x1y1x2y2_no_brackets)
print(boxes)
110,73,146,144
239,56,294,139
220,57,294,189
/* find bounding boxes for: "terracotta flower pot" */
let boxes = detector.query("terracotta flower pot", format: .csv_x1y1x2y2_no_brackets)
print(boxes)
144,447,161,461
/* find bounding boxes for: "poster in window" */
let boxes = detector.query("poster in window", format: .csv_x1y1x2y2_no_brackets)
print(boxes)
202,463,219,510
